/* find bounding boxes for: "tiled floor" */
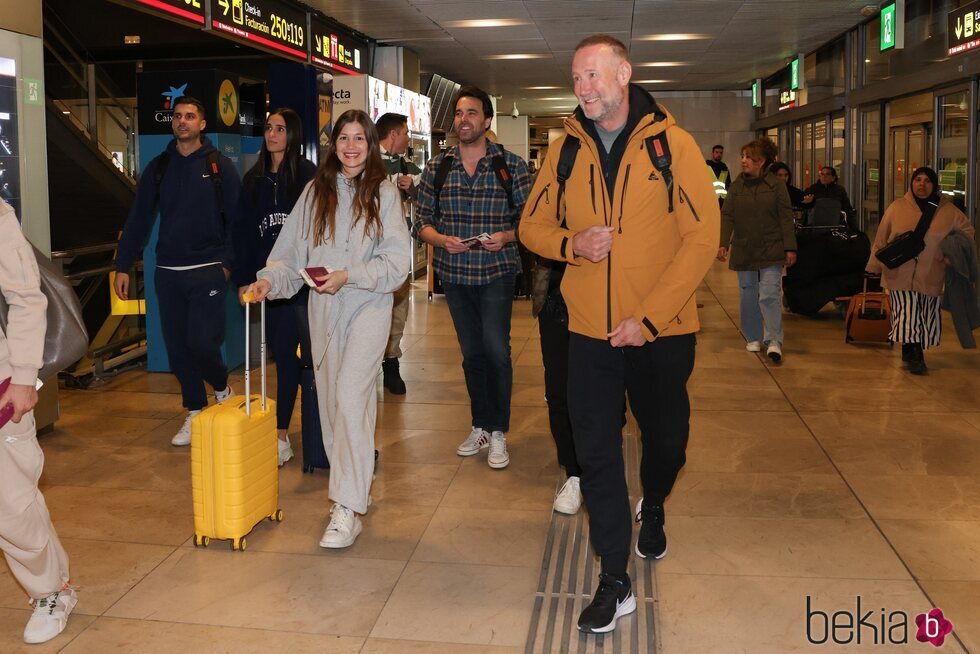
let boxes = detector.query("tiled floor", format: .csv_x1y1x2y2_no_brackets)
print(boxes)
1,260,978,652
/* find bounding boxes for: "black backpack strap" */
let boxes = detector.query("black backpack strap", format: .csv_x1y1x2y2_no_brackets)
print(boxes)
205,150,226,225
644,131,674,212
432,154,454,219
489,151,515,210
152,151,172,211
555,135,580,228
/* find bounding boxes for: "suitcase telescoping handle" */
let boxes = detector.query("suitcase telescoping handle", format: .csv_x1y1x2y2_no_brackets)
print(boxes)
243,299,267,417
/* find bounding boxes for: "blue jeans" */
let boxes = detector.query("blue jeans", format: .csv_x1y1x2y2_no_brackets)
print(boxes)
443,275,515,433
737,265,784,347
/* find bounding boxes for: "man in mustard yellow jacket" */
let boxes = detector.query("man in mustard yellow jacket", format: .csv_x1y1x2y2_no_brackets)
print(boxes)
519,35,719,634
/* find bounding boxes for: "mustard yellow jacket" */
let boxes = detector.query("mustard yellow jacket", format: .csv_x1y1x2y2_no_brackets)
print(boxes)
518,100,720,341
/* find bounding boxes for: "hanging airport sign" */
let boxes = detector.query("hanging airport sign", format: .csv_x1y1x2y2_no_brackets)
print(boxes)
778,89,796,111
751,80,761,108
790,55,803,90
881,1,905,51
310,15,368,75
949,0,980,55
116,0,207,27
210,0,308,61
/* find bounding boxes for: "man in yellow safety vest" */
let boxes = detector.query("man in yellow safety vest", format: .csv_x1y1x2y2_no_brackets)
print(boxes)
705,144,730,208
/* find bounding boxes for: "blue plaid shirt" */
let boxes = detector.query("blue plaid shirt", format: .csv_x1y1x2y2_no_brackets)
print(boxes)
413,142,532,285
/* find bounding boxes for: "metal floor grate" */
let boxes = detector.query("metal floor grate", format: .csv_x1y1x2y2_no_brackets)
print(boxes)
525,417,658,653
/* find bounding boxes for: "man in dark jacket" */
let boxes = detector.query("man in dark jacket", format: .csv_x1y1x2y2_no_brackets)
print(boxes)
114,96,243,447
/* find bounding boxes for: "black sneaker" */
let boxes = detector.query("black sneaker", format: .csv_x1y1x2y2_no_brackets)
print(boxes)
901,343,914,363
382,358,406,394
634,498,667,560
577,573,636,634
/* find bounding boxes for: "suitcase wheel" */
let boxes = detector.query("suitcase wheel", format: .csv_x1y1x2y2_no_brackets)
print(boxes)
231,537,246,551
427,292,433,302
193,535,209,548
271,509,284,522
303,465,314,473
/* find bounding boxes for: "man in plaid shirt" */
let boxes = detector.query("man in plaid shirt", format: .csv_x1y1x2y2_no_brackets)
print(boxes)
413,86,532,469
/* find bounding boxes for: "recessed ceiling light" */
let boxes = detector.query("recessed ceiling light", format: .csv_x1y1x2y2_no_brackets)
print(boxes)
635,79,674,84
636,34,709,41
533,96,574,100
484,54,550,60
525,86,563,90
443,19,530,28
637,61,688,67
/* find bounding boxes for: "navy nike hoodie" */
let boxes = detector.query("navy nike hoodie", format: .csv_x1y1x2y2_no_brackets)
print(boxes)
115,136,242,273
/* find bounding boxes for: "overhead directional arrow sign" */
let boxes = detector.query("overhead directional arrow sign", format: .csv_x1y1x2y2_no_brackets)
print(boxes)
217,0,230,16
949,1,980,55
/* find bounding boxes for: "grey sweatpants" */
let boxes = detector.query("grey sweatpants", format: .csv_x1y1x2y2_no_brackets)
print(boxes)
0,412,70,599
315,302,392,515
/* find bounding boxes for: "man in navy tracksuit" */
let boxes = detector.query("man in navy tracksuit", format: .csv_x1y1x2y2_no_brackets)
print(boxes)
114,96,243,446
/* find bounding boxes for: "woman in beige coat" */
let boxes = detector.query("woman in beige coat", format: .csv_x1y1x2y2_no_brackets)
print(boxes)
866,166,974,374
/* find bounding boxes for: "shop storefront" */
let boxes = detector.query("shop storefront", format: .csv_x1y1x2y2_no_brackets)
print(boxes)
751,0,980,248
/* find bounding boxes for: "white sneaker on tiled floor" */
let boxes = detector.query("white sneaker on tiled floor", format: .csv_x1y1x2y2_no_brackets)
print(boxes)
172,410,201,447
456,427,489,456
553,476,582,514
214,385,235,403
319,504,361,549
745,341,762,352
277,437,293,467
23,587,76,644
488,431,510,469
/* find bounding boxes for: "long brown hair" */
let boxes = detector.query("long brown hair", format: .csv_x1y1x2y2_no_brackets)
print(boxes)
306,109,386,246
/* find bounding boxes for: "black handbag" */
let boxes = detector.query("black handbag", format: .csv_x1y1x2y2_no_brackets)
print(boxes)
874,199,938,269
0,243,88,380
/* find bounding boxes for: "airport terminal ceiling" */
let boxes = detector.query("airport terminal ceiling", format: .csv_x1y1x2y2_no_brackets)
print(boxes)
312,0,877,116
46,0,879,117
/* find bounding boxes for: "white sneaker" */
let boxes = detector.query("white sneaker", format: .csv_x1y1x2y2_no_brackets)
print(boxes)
215,385,235,403
172,410,201,447
767,343,783,364
553,476,582,514
488,431,510,469
456,427,489,456
745,341,762,352
277,437,294,467
319,504,362,549
23,587,76,644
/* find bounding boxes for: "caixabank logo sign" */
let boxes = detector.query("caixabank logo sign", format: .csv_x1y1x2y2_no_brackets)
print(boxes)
155,83,188,123
806,597,955,647
217,79,238,128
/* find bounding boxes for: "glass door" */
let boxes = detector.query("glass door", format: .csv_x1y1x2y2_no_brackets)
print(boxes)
861,107,882,233
937,88,969,212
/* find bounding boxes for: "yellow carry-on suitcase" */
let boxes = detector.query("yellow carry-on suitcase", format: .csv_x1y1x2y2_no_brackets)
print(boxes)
191,300,282,551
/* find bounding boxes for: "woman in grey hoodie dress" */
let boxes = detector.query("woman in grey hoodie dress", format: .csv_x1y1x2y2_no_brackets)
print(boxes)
245,110,411,548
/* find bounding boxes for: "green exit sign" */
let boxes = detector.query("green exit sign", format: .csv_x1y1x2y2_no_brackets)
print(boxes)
751,80,760,107
790,57,800,90
881,3,897,50
881,1,905,51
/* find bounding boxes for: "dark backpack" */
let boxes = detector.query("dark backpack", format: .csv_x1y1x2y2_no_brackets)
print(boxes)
432,145,515,214
556,127,676,212
152,149,226,224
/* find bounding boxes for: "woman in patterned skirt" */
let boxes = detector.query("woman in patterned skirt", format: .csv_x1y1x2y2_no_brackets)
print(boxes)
866,166,974,374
